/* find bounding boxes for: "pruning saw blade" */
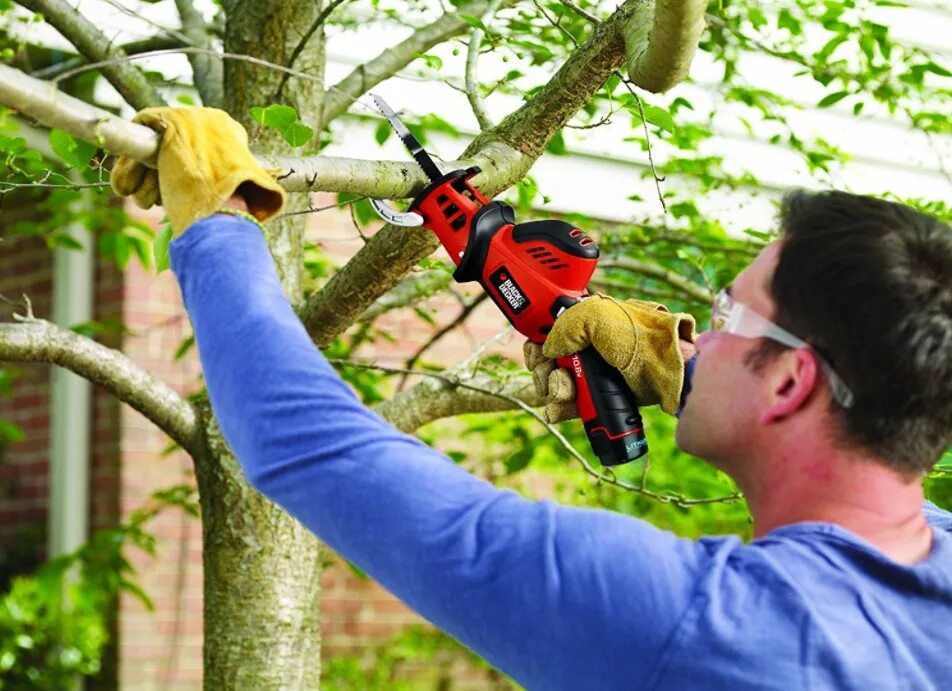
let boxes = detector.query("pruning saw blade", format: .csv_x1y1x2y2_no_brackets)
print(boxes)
371,94,444,183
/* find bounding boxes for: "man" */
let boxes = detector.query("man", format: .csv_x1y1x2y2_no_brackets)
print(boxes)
112,108,952,689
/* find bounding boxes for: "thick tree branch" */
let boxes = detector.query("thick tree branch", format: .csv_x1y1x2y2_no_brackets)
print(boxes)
321,0,514,124
465,0,635,161
624,0,707,93
16,0,164,110
0,62,161,164
0,62,487,195
0,318,203,456
174,0,224,107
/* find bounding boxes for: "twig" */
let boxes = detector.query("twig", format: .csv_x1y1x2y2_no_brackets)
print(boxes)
558,0,599,24
529,0,665,213
464,0,504,130
598,258,714,303
627,86,666,214
0,181,111,191
52,47,327,87
348,201,370,244
331,358,742,507
397,293,489,390
31,35,187,80
273,0,352,102
276,194,369,219
100,0,195,47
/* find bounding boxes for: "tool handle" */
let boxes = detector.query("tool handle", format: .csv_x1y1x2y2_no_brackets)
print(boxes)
557,347,647,466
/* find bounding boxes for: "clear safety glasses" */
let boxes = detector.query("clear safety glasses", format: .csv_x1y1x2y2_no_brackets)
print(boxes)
711,289,855,409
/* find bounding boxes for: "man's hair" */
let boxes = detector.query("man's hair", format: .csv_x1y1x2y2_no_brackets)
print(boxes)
766,189,952,475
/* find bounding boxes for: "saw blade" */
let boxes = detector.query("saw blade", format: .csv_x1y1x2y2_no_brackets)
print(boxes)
371,94,444,183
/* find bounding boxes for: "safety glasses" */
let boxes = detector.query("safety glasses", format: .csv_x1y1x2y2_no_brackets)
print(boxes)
711,289,855,408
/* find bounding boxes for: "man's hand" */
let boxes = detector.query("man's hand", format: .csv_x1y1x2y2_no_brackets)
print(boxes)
524,296,697,420
110,107,286,234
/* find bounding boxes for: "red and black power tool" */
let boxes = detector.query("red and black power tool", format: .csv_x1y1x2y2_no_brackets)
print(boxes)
370,96,646,466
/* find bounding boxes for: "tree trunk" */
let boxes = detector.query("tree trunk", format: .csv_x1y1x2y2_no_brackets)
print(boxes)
193,1,329,687
195,410,324,689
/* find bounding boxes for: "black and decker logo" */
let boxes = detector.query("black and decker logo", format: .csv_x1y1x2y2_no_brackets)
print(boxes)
489,268,530,314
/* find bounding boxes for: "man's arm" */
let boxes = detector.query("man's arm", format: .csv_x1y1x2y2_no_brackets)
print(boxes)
171,215,709,689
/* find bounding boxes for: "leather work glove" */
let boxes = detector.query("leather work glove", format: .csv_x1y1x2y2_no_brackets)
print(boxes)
524,295,696,422
110,107,286,234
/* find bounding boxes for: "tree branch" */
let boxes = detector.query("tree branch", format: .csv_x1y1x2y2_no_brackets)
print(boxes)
0,62,161,165
358,267,454,322
0,62,489,195
598,258,714,303
300,0,649,346
298,139,531,346
0,318,203,456
362,359,742,507
373,366,543,433
31,35,187,81
465,0,637,161
174,0,224,107
398,292,489,390
321,0,515,123
624,0,707,94
465,0,503,130
16,0,164,110
273,0,350,102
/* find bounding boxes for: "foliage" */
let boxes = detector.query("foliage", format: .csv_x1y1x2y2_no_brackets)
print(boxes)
323,624,517,690
0,486,198,689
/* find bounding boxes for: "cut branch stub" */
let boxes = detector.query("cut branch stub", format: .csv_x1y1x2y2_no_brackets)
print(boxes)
624,0,707,93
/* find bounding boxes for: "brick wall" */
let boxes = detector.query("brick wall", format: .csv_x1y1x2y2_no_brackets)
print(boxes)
0,233,53,582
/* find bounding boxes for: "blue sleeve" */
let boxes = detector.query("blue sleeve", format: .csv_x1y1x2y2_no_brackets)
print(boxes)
170,215,708,690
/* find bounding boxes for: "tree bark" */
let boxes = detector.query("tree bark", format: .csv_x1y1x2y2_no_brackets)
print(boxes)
194,408,323,689
188,1,331,687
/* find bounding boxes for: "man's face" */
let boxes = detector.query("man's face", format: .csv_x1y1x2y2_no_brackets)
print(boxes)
675,242,782,470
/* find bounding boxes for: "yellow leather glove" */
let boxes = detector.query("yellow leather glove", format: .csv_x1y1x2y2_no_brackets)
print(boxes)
110,107,286,234
524,295,696,421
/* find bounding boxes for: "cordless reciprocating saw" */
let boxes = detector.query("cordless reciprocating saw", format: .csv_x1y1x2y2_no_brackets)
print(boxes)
369,95,646,466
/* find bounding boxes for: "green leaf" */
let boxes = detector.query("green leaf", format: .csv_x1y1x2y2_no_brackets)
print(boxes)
173,335,195,361
777,8,801,35
281,121,314,147
49,129,96,169
546,131,567,155
153,226,173,273
459,14,489,32
642,104,676,132
413,52,443,70
0,418,24,443
817,91,849,108
250,104,298,129
250,105,313,147
374,119,392,145
925,61,952,78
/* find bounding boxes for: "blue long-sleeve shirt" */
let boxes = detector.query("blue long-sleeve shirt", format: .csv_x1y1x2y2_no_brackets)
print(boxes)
171,215,952,690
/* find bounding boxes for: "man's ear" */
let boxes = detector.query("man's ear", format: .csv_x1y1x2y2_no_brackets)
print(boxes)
759,349,820,424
